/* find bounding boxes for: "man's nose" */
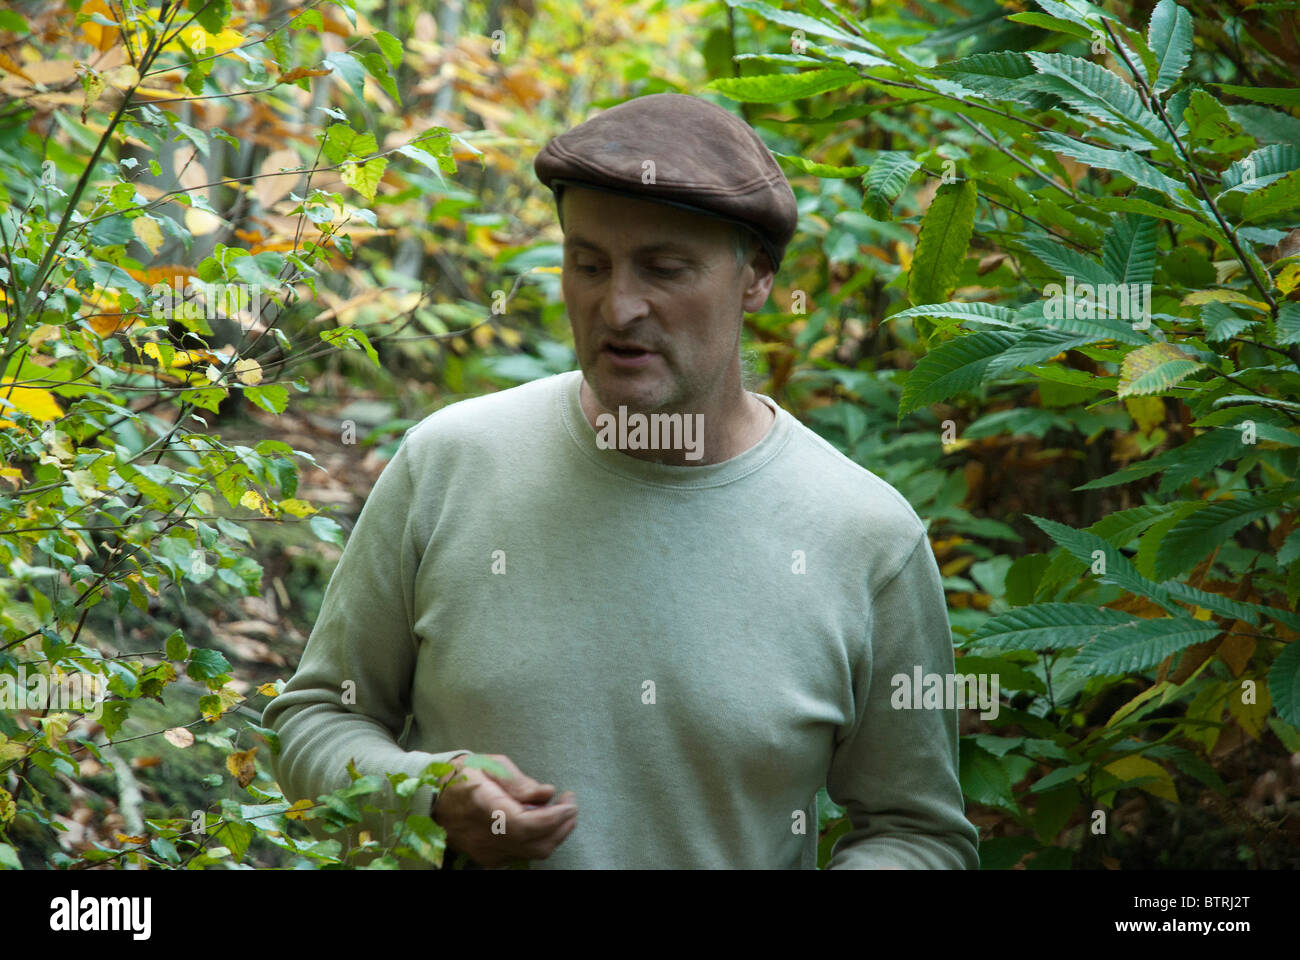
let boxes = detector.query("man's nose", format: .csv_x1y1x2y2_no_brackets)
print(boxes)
602,263,650,329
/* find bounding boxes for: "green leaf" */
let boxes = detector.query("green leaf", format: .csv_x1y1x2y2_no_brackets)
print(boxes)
724,0,883,52
1036,132,1189,200
984,329,1101,377
324,51,367,103
1073,617,1221,676
970,603,1140,651
897,331,1022,418
1027,516,1183,615
187,648,232,682
773,153,869,178
706,68,861,103
1154,487,1300,579
959,741,1020,812
165,630,189,661
245,383,289,415
341,156,388,201
1147,0,1193,93
890,301,1018,329
1242,168,1300,222
309,515,344,547
1018,234,1118,288
373,30,403,68
861,151,920,219
1102,214,1158,286
908,179,978,306
360,51,399,103
320,326,381,366
1211,85,1300,107
321,123,378,164
1022,52,1165,145
1221,144,1300,192
1269,640,1300,728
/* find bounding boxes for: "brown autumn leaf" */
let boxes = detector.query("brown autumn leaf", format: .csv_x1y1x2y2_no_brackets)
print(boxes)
226,746,258,788
278,65,332,84
164,726,195,749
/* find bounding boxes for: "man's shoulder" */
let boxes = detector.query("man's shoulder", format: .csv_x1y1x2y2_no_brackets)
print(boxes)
779,415,928,550
398,372,567,462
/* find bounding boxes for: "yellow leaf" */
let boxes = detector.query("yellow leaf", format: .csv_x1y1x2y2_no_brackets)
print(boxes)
284,798,314,820
102,63,138,91
240,489,274,516
1228,678,1271,739
256,681,280,698
27,324,60,350
1277,262,1300,296
79,0,119,52
226,747,258,788
1102,755,1178,803
277,498,317,517
132,216,163,255
1180,289,1268,310
0,786,15,825
185,206,224,236
234,358,262,385
1123,396,1165,436
0,379,63,421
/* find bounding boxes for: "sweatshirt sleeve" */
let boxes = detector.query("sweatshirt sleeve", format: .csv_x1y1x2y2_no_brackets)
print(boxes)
824,531,980,869
262,430,470,846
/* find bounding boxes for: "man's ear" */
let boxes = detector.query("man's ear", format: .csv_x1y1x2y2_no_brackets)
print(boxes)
740,253,776,313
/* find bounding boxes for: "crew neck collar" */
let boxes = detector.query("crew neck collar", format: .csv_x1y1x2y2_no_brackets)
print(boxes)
555,369,793,489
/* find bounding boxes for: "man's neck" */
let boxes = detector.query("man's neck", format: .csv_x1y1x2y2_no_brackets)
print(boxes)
579,378,775,467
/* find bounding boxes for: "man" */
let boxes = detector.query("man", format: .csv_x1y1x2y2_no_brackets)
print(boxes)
264,93,980,869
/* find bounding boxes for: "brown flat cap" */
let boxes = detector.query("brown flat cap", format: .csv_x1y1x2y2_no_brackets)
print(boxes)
535,93,798,270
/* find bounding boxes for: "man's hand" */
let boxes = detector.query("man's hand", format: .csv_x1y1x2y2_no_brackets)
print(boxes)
432,753,578,867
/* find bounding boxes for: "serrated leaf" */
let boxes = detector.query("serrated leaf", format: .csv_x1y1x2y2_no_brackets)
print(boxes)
890,300,1018,329
1242,168,1300,222
897,331,1022,418
1147,0,1193,92
1074,617,1221,676
1269,640,1300,727
707,68,861,103
1117,342,1207,396
1102,214,1158,286
970,603,1140,651
908,179,977,306
861,151,920,219
1155,487,1299,579
187,647,231,681
1019,233,1118,288
1022,52,1165,144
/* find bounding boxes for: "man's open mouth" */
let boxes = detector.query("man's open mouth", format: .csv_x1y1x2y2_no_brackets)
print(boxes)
601,343,659,367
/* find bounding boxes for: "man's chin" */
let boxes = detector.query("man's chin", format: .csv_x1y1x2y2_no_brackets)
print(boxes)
587,373,673,416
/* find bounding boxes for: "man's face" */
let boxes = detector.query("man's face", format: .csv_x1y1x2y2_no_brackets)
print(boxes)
560,185,773,416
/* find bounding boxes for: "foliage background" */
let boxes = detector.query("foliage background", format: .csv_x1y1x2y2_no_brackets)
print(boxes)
1,0,1298,869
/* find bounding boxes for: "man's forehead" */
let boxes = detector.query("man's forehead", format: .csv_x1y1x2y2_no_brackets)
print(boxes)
560,188,730,253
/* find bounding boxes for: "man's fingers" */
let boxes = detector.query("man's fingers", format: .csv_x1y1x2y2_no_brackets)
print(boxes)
485,755,555,802
509,799,578,844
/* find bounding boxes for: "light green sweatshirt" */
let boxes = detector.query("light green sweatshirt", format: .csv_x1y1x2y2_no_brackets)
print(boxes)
264,370,980,869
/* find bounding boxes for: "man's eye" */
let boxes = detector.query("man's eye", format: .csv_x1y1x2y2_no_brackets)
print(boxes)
572,263,602,274
649,264,684,277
